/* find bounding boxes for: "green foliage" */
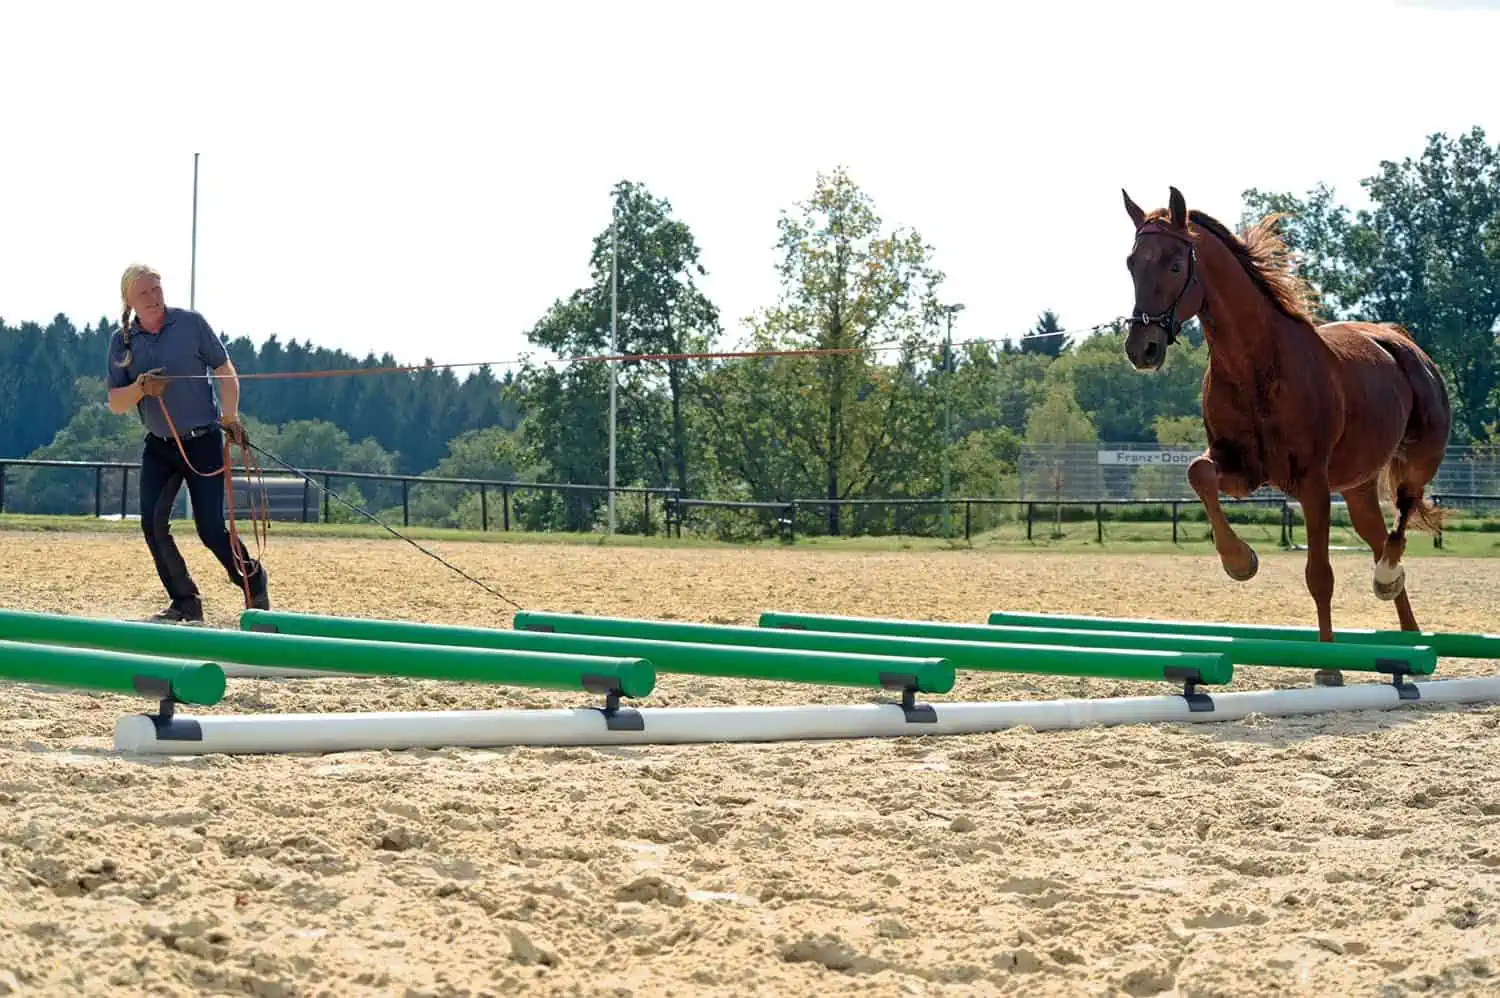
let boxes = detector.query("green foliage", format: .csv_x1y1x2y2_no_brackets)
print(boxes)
521,179,721,502
4,383,149,515
1021,310,1069,356
1052,331,1208,443
405,426,524,529
1153,415,1205,447
716,166,946,534
1024,384,1097,445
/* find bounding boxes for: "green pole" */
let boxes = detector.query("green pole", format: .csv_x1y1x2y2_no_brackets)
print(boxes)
0,638,225,705
759,611,1437,675
986,609,1490,660
0,609,654,698
514,610,1234,686
242,609,955,694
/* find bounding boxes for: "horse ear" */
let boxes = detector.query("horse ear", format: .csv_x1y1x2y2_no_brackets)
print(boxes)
1122,189,1146,229
1168,187,1187,228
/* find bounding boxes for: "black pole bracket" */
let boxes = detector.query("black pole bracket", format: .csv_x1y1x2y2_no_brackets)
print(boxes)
581,673,644,731
1163,666,1215,712
147,697,204,742
878,672,937,723
1375,658,1421,701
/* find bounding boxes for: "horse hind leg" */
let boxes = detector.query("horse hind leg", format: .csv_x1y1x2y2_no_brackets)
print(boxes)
1370,332,1450,610
1343,481,1420,632
1373,451,1445,609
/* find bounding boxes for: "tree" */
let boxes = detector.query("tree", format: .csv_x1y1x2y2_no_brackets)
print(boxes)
1024,383,1097,446
407,426,526,529
1021,310,1069,356
948,343,1052,438
1242,126,1500,441
1055,331,1208,442
737,166,946,534
526,180,721,496
1023,383,1097,536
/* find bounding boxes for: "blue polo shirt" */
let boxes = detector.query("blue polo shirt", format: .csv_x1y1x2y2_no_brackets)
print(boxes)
106,307,231,439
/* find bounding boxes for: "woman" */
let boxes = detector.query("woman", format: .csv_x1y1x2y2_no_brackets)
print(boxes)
106,263,270,622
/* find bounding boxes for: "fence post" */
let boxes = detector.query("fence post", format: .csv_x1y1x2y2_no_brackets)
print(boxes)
1095,502,1103,544
502,485,510,531
94,466,103,518
322,476,331,523
301,480,311,523
120,468,129,517
0,463,6,514
481,484,489,532
1026,502,1033,541
402,480,409,527
644,492,651,536
1171,501,1179,544
964,501,972,542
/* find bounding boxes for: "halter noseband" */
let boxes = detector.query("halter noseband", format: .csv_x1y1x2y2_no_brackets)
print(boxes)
1128,222,1199,344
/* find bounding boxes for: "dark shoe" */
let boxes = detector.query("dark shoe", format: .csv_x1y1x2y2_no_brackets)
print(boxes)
246,564,271,611
151,597,204,624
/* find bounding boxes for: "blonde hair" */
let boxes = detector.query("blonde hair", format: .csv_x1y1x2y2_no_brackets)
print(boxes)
116,263,161,368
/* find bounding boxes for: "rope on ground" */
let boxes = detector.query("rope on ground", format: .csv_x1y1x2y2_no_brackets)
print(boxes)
243,439,526,612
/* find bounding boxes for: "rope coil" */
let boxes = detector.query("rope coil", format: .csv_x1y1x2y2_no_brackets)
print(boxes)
156,397,270,608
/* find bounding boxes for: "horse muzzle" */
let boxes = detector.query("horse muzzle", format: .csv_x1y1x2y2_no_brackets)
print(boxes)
1125,323,1170,371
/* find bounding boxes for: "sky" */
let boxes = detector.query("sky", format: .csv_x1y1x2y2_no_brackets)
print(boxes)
3,0,1498,375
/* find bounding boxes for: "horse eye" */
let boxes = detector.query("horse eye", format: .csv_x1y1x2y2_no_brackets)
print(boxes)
1170,261,1182,273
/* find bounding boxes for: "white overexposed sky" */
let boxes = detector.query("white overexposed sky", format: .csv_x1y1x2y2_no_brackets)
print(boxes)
2,0,1497,374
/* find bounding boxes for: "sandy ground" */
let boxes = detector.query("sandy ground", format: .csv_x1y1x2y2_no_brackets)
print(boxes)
1,530,1498,997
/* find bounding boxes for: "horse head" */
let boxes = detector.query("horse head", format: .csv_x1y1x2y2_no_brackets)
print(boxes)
1121,186,1207,370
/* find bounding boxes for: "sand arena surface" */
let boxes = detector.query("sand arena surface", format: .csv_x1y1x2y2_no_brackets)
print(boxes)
1,531,1498,997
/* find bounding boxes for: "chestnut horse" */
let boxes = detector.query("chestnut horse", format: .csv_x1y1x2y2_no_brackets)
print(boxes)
1120,187,1451,680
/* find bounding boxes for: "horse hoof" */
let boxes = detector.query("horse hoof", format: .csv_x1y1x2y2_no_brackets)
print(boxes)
1224,548,1259,582
1373,561,1406,601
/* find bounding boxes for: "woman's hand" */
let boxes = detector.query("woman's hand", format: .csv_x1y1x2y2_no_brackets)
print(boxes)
220,416,249,447
136,368,169,398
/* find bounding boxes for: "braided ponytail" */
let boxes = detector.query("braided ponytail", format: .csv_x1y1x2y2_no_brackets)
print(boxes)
116,263,160,369
118,306,134,368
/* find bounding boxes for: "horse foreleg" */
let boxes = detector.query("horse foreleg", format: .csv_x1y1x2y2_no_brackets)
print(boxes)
1296,485,1340,685
1187,455,1258,581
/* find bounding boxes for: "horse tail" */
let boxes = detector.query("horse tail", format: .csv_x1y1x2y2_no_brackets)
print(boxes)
1375,324,1452,533
1380,462,1448,533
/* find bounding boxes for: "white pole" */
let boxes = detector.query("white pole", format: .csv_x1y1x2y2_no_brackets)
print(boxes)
114,674,1500,755
608,196,618,535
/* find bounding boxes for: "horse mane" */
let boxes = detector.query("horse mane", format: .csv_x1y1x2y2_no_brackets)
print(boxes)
1146,206,1321,325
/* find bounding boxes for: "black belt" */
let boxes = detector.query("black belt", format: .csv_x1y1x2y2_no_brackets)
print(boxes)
150,424,215,442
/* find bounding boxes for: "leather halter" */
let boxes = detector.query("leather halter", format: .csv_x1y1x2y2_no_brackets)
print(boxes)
1128,222,1200,343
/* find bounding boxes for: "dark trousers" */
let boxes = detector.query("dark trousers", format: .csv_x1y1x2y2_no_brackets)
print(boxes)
139,426,259,603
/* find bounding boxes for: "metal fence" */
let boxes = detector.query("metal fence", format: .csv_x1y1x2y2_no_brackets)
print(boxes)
3,448,1498,547
1019,443,1500,514
0,459,680,535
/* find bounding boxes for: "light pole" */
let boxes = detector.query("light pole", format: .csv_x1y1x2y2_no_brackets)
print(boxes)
941,302,965,538
608,193,619,536
190,153,199,310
